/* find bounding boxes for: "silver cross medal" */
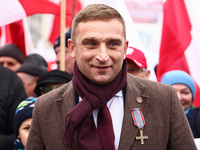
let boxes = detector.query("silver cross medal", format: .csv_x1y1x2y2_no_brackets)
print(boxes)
136,128,148,144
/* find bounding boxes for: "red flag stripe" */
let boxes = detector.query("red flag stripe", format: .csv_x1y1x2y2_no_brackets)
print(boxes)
156,0,192,81
48,0,82,44
18,0,71,16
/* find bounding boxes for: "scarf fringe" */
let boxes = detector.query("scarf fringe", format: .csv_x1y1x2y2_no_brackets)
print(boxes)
63,115,77,148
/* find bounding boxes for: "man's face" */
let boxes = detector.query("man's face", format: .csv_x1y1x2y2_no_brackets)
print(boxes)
0,56,22,72
54,47,75,74
126,59,150,79
17,72,37,97
69,19,128,85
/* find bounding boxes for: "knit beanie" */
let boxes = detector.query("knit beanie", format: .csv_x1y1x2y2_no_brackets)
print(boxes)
53,28,71,49
161,70,196,101
34,69,72,96
14,97,37,138
17,53,48,76
0,44,24,64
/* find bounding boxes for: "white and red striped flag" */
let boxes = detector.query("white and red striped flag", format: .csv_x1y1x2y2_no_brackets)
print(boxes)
157,0,200,107
48,0,82,44
0,0,73,57
0,0,71,26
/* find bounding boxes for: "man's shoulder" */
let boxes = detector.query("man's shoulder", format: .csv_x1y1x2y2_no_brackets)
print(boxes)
127,73,171,89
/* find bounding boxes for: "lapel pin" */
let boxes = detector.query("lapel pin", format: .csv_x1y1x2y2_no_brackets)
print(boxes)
136,97,143,103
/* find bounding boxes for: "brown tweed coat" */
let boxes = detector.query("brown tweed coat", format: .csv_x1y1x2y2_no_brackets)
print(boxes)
26,73,197,150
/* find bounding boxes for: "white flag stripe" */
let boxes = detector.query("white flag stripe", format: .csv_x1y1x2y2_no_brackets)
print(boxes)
184,0,200,86
0,0,26,26
23,19,35,55
0,27,6,46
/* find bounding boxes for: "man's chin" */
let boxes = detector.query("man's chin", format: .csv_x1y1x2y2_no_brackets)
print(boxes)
91,76,114,85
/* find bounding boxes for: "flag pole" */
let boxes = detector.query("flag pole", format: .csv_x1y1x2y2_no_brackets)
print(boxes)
60,0,66,71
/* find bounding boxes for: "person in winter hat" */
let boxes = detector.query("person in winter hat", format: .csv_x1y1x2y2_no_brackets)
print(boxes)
0,44,25,72
35,69,72,96
17,53,48,97
54,28,75,74
161,70,200,138
14,97,37,150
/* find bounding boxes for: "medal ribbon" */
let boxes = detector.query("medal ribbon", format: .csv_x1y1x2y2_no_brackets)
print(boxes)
131,108,145,129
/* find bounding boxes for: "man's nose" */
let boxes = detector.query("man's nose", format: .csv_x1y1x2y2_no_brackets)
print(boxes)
56,53,60,63
96,45,109,62
2,63,8,67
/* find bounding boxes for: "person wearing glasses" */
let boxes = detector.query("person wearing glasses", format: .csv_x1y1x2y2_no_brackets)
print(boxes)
126,47,150,79
34,69,72,96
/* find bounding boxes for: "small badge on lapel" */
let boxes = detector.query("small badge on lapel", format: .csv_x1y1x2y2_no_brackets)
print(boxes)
136,97,143,103
131,108,148,144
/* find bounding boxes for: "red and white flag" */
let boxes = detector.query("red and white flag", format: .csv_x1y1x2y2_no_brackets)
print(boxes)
0,0,69,26
48,0,82,44
157,0,200,107
0,18,35,56
0,0,73,57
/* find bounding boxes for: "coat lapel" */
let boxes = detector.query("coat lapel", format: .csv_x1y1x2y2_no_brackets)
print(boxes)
119,74,150,150
55,82,76,127
54,82,79,149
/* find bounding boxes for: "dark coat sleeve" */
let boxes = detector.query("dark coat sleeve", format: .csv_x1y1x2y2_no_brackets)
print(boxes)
0,66,27,150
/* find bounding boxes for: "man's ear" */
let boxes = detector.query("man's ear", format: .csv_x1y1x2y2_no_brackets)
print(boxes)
124,40,129,59
68,39,76,58
145,70,151,79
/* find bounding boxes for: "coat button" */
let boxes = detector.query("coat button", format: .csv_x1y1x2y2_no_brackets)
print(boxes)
136,97,143,103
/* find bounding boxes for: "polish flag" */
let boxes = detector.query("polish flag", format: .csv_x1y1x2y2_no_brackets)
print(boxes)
0,0,72,57
0,0,72,26
156,0,200,107
48,0,82,44
1,19,35,57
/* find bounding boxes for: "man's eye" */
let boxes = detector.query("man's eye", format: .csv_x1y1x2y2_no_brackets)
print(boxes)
111,42,117,46
87,42,96,46
107,40,121,48
8,62,15,66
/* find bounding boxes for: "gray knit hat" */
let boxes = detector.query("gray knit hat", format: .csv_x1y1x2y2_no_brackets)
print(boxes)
17,54,48,76
0,44,24,64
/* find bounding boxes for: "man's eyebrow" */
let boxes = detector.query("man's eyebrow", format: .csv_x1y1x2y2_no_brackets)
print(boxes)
106,38,122,44
81,37,97,43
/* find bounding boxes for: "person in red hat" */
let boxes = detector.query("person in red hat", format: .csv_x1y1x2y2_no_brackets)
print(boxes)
126,46,150,79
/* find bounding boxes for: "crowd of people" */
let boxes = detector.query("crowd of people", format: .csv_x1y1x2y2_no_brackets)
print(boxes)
0,3,199,150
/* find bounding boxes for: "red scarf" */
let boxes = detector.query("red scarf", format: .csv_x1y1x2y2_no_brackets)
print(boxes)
63,61,127,149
